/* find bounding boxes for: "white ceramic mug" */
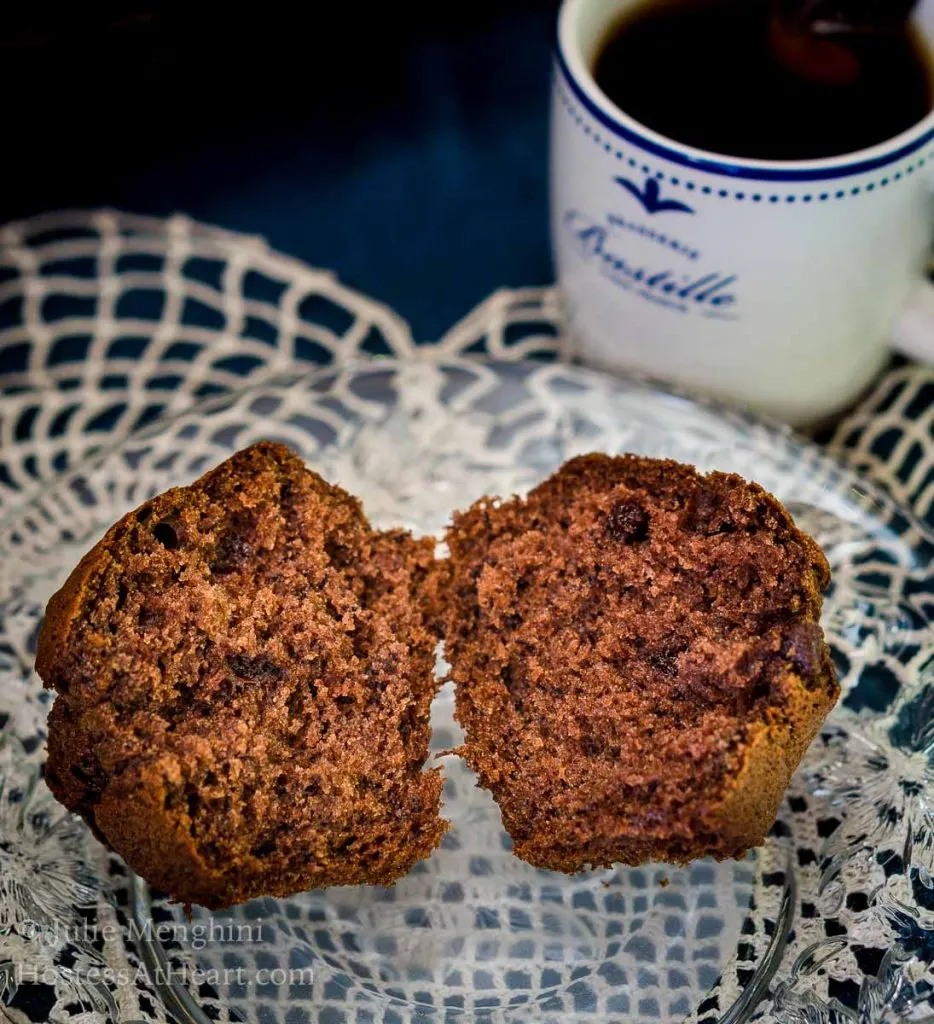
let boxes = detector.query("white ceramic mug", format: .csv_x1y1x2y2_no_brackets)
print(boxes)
551,0,934,425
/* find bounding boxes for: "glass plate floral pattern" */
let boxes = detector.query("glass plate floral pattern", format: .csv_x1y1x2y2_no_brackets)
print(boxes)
0,359,931,1024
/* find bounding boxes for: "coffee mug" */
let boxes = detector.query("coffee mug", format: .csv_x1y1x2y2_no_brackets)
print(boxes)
551,0,934,425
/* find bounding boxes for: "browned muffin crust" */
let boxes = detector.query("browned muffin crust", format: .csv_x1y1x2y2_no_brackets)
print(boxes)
441,453,837,872
37,442,447,908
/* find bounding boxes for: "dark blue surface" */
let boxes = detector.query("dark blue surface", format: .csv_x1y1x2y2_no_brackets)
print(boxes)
3,7,555,343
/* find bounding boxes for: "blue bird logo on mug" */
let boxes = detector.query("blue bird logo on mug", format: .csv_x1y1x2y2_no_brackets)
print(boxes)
614,176,695,215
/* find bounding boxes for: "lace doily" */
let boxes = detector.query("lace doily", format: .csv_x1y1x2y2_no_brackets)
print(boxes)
0,210,931,1024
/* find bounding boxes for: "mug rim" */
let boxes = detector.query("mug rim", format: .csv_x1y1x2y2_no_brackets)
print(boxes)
557,0,934,183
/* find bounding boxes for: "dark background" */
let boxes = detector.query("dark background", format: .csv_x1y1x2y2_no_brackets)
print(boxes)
2,2,558,339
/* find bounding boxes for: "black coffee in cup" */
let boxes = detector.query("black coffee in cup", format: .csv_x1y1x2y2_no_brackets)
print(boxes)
593,0,933,161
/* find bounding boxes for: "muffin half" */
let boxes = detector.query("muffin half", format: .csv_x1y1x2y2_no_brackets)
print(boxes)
441,453,837,871
37,442,447,908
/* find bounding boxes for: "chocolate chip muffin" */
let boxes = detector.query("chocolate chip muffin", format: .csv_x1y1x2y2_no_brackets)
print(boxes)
36,442,447,908
441,453,837,872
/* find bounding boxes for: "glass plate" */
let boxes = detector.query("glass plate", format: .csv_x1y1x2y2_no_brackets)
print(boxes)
1,359,931,1024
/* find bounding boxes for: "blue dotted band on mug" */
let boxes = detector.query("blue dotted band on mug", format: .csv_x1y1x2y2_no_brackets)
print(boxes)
555,77,934,201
